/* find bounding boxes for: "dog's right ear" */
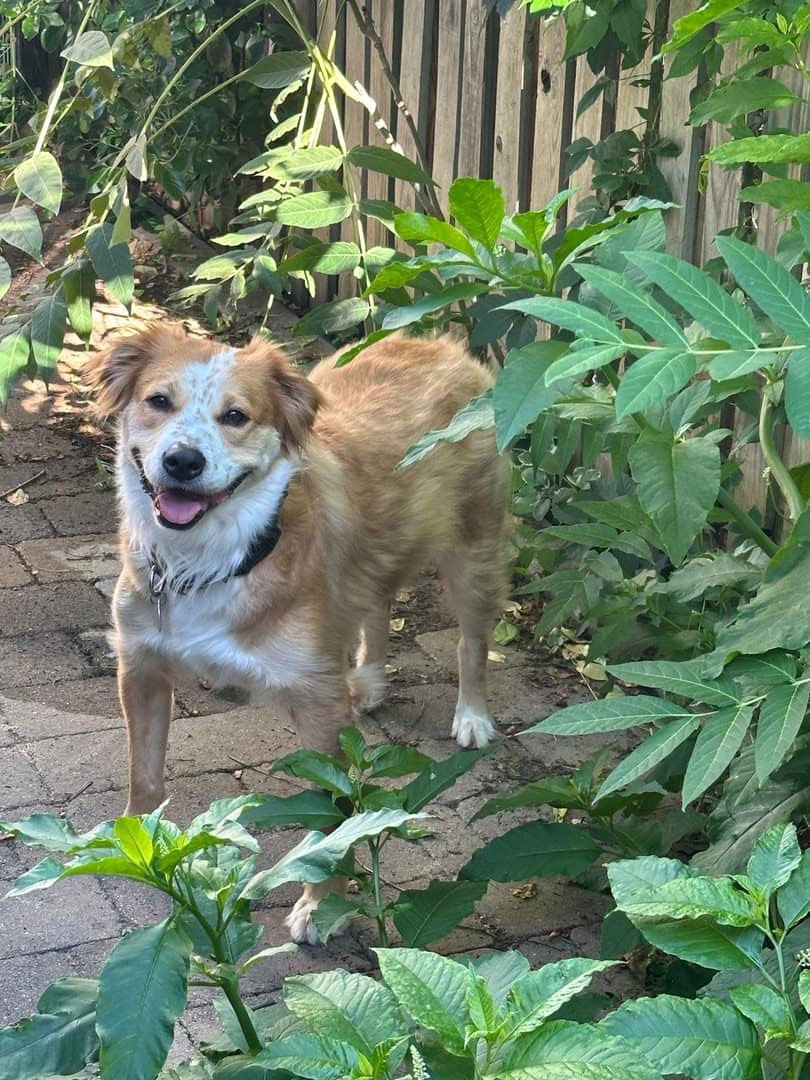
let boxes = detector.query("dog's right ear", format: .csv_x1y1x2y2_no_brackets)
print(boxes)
84,324,182,419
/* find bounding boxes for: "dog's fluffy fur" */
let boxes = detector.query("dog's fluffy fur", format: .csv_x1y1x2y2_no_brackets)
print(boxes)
86,323,509,942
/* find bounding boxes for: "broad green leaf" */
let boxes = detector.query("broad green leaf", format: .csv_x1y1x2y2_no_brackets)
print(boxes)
607,855,691,904
725,651,796,686
295,297,370,336
397,391,494,469
259,146,344,182
746,822,801,895
493,341,567,450
460,821,599,882
125,135,147,182
375,948,469,1054
381,281,484,330
468,950,531,1008
0,256,9,300
606,660,741,706
96,918,192,1080
527,695,692,737
472,777,583,819
0,329,31,404
708,132,810,166
755,681,810,784
310,893,362,943
785,348,810,438
576,496,658,547
393,879,487,947
681,705,754,806
628,251,759,349
615,350,697,419
729,984,790,1036
402,748,490,811
602,996,760,1080
0,206,43,260
63,261,95,340
654,554,760,601
575,264,688,346
14,151,62,215
86,223,133,311
544,344,625,386
707,351,764,380
278,242,361,275
663,0,745,53
284,969,405,1057
393,212,477,259
632,917,763,971
499,1019,660,1079
275,191,353,229
0,978,98,1079
778,851,810,928
241,810,422,898
30,290,67,383
269,749,353,796
368,744,432,779
541,523,651,560
629,435,720,565
448,177,505,251
597,717,701,799
716,235,810,346
504,959,618,1039
0,812,81,851
690,77,799,126
501,296,624,344
242,50,311,88
61,30,114,67
257,1034,359,1078
615,875,758,926
348,145,431,185
741,179,810,212
467,971,497,1036
113,816,154,867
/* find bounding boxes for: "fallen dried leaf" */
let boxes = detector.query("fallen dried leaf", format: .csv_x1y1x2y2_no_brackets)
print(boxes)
512,883,537,900
6,489,29,505
390,617,405,632
488,650,506,663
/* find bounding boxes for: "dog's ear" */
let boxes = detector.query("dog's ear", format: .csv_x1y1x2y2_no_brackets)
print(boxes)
241,338,322,451
84,323,185,419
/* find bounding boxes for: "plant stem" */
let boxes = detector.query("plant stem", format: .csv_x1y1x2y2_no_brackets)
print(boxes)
759,389,804,523
716,487,778,558
369,838,389,947
221,976,262,1055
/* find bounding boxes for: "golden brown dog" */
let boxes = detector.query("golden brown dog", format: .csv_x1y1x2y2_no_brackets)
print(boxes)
86,323,509,942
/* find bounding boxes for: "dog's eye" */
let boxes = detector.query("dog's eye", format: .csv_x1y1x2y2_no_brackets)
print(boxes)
146,394,172,412
221,408,249,427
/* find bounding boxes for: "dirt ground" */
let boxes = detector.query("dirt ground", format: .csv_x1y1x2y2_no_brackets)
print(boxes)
0,214,639,1056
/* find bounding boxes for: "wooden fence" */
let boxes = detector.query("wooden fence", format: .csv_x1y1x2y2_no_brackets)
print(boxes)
292,0,810,519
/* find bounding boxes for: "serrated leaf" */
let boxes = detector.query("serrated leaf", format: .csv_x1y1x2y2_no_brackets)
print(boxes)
61,29,113,67
544,344,626,386
398,390,494,468
242,49,311,87
616,350,697,419
460,821,599,882
716,235,810,346
606,660,741,706
275,191,353,229
597,717,701,799
393,879,486,947
85,223,133,311
501,296,624,344
528,695,692,736
14,151,62,215
0,329,31,404
30,290,67,384
493,341,568,450
575,264,689,346
629,251,759,349
375,948,469,1054
682,705,754,806
0,206,43,260
448,177,505,251
755,681,810,784
746,822,801,895
348,144,431,185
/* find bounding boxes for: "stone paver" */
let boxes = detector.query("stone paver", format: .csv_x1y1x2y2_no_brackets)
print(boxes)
0,545,31,587
15,534,120,582
1,582,108,636
0,504,53,543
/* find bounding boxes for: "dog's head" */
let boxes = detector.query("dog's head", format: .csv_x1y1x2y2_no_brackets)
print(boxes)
85,323,320,531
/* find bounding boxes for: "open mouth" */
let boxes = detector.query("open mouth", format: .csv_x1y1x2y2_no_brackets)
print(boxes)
132,452,251,530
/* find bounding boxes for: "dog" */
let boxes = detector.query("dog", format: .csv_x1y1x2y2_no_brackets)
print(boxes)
85,323,509,942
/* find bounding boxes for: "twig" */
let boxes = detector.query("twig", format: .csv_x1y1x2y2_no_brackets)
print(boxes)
226,754,267,777
0,470,45,500
64,780,93,805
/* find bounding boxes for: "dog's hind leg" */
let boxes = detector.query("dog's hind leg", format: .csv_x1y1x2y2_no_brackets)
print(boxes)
119,652,174,814
349,602,390,712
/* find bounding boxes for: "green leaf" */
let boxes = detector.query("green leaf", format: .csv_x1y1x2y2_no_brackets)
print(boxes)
14,151,62,215
260,146,344,182
541,523,651,560
606,660,741,706
61,30,114,68
381,281,485,330
0,812,82,851
655,554,760,601
504,959,618,1039
278,242,361,275
616,350,697,419
348,145,431,185
681,705,754,806
284,969,405,1057
741,179,810,212
663,0,746,53
501,296,624,344
393,879,487,947
499,1019,660,1079
269,749,353,796
746,822,801,895
778,851,810,928
730,984,790,1037
295,297,370,337
708,132,810,166
0,206,43,261
528,695,692,736
0,977,99,1080
628,251,759,349
402,748,490,811
460,821,599,882
86,223,133,311
755,681,810,784
275,191,353,229
544,344,626,386
616,875,758,926
30,290,67,384
707,351,764,380
397,390,494,469
96,917,192,1080
716,235,810,346
62,260,95,340
113,816,154,867
448,178,505,251
607,854,691,903
786,348,810,438
241,810,422,898
393,212,477,259
257,1034,359,1078
242,50,311,87
632,917,763,971
310,893,362,943
0,256,10,300
629,435,720,565
602,996,760,1080
0,329,31,404
493,341,568,450
375,948,469,1054
368,744,432,779
575,264,689,346
597,717,701,799
690,77,799,126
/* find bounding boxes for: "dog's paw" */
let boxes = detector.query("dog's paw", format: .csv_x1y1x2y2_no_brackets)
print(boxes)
285,896,321,945
452,705,496,748
348,662,389,713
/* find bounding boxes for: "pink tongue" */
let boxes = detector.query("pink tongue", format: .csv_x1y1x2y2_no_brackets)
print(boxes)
156,491,208,525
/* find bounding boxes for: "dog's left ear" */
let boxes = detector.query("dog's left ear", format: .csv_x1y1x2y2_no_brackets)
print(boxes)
242,338,322,451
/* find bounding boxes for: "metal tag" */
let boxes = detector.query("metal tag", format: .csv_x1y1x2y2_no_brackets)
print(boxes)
148,563,167,631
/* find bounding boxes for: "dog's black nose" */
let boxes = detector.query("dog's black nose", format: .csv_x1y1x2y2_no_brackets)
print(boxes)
162,445,206,482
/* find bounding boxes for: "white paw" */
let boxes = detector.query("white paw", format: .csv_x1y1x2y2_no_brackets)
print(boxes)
452,705,497,748
348,662,389,713
285,896,321,945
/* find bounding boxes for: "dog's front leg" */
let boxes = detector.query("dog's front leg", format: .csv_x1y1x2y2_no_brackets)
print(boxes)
119,651,174,815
